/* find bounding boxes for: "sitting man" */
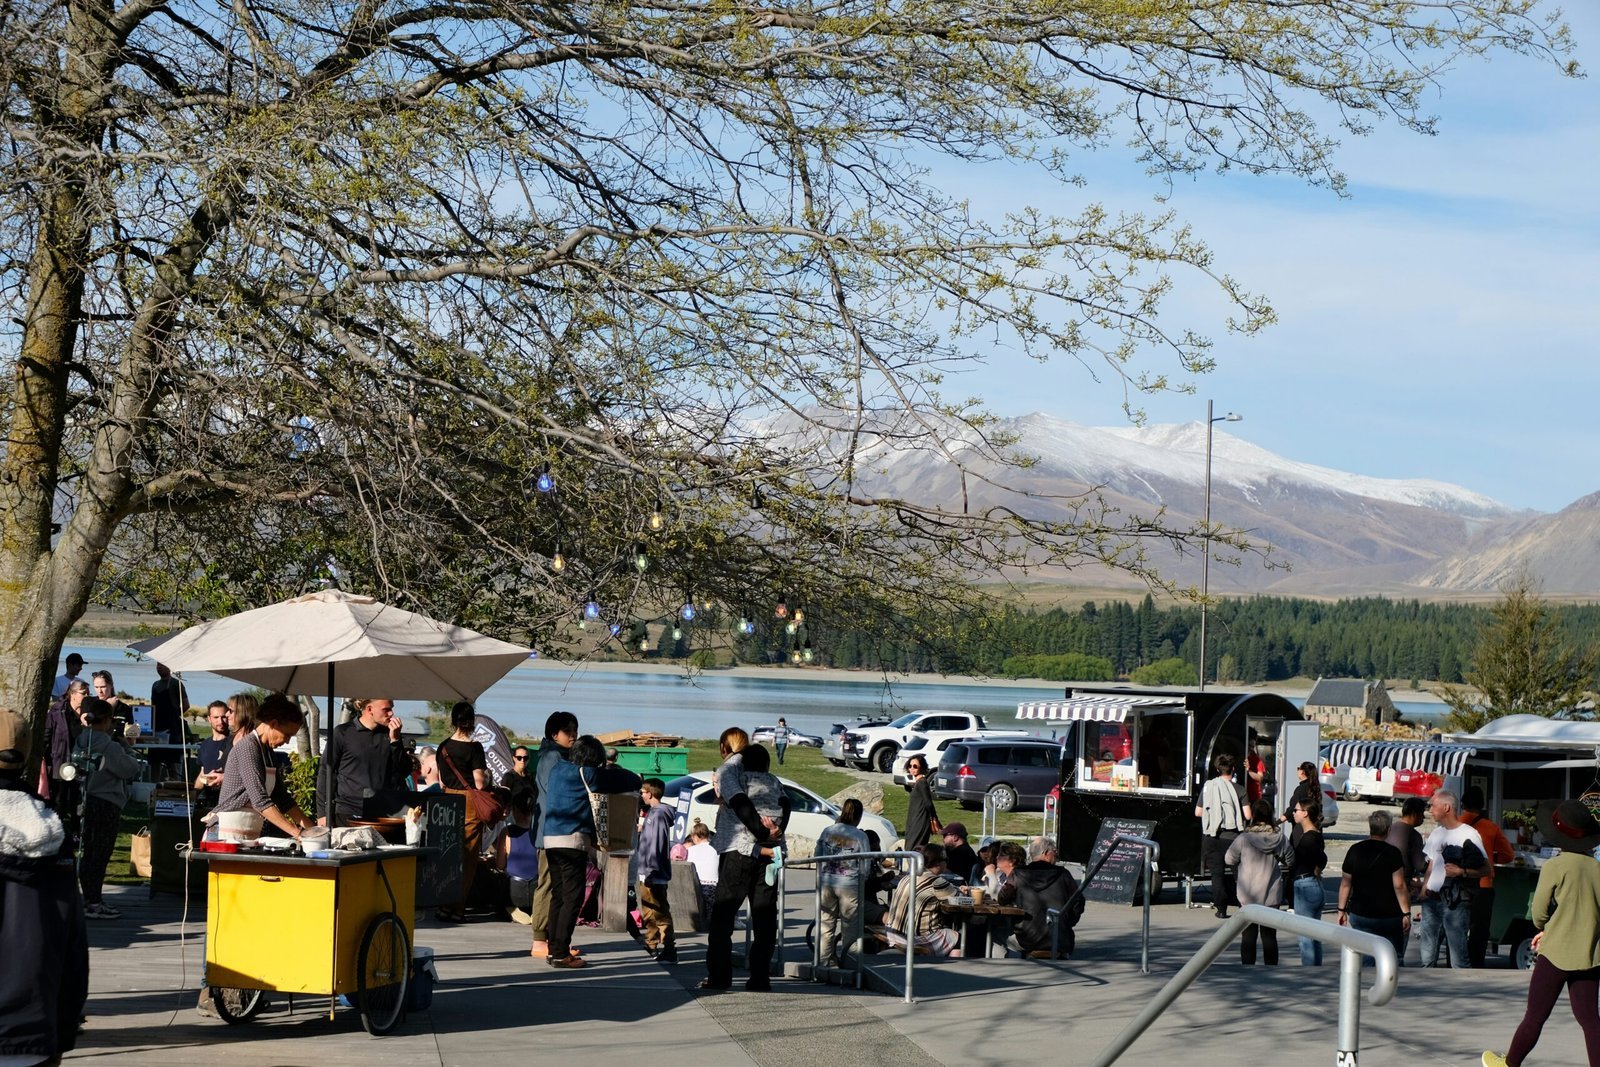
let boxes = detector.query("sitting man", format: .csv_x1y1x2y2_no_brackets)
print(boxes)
1004,835,1083,958
941,822,980,884
885,842,964,957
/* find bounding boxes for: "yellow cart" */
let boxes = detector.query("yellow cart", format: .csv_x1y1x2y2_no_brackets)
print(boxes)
196,845,425,1035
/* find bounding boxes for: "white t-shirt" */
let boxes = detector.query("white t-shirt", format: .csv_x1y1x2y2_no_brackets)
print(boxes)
687,840,719,886
1424,821,1486,893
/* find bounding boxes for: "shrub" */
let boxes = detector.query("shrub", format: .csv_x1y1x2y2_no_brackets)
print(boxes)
687,649,721,670
285,754,320,816
1129,657,1198,686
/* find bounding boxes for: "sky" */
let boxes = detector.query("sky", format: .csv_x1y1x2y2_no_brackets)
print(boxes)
943,4,1600,514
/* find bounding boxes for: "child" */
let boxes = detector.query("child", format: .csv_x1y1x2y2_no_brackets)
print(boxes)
686,821,718,917
636,778,677,962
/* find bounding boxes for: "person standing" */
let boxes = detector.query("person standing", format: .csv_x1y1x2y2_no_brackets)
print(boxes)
0,706,88,1064
316,697,409,824
529,711,578,960
436,701,490,920
1388,795,1430,957
1419,788,1487,968
772,717,791,765
1461,785,1515,968
72,698,143,919
1482,799,1600,1067
40,679,88,812
90,671,132,737
902,754,941,853
52,653,85,700
149,663,189,743
703,731,788,992
500,745,535,800
636,777,677,963
1337,809,1410,965
816,798,870,966
214,695,314,840
193,701,232,804
1288,798,1328,965
1197,753,1248,919
1226,801,1290,965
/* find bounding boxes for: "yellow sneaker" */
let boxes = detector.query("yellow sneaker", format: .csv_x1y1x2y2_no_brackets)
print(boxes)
1482,1052,1509,1067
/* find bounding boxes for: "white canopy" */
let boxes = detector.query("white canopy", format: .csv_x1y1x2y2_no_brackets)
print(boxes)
1444,714,1600,749
1016,695,1183,723
129,589,530,701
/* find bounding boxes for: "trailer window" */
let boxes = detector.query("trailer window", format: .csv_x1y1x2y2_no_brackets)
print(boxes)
1075,711,1191,797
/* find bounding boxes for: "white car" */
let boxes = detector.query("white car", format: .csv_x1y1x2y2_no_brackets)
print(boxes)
662,771,897,856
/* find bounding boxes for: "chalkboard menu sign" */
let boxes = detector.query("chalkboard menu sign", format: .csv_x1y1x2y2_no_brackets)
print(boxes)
1084,817,1157,905
414,791,466,910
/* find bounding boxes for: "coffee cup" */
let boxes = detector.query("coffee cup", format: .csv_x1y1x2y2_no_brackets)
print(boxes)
969,887,986,906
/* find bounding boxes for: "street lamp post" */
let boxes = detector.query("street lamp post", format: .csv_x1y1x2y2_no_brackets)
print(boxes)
1198,400,1242,691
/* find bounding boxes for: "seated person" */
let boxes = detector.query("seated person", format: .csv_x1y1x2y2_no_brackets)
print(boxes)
884,842,964,957
1005,836,1082,958
941,822,980,884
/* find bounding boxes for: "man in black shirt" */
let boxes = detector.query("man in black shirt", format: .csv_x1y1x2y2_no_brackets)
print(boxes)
193,701,231,804
940,823,981,884
317,698,409,824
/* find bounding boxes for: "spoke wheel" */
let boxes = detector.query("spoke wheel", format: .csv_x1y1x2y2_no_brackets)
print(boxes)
357,911,410,1036
211,986,265,1025
873,746,897,774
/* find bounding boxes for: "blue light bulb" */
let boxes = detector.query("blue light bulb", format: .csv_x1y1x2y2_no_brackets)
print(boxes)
584,600,600,619
608,622,622,637
680,602,696,621
535,465,554,493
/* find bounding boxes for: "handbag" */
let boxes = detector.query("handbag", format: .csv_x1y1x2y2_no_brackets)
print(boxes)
439,744,506,825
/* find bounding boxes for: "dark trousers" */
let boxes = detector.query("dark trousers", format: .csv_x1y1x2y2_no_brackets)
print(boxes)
1240,923,1278,965
1508,956,1600,1066
544,847,588,958
774,744,787,765
79,797,121,905
1468,886,1496,968
1348,913,1407,968
706,851,776,989
1204,831,1238,912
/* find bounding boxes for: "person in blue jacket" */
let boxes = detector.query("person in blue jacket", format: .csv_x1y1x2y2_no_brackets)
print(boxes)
539,735,641,969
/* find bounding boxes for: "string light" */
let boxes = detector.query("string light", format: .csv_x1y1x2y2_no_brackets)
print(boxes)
550,545,566,574
793,608,805,625
680,601,696,621
802,644,814,664
785,620,797,635
672,624,682,641
608,622,622,637
737,614,753,635
648,496,665,532
584,596,600,619
534,463,555,494
638,636,649,651
790,649,802,664
634,543,649,572
774,598,788,619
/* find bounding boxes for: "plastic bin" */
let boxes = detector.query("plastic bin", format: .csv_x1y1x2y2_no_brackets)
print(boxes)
611,747,688,778
409,946,436,1012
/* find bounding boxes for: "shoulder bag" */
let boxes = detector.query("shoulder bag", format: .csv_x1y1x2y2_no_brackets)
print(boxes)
440,743,507,825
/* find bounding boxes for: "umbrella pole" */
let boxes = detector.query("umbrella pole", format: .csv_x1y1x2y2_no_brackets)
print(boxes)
326,662,337,828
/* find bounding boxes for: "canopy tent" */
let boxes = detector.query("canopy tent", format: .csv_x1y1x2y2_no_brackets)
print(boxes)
1319,739,1476,778
130,589,531,822
1442,714,1600,750
1016,695,1183,723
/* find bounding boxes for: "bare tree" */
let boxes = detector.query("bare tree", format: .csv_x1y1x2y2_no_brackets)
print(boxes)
0,0,1577,757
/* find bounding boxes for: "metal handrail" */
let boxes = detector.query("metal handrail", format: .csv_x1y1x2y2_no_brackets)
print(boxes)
1090,904,1398,1066
980,790,1058,842
777,849,925,1003
1060,833,1160,973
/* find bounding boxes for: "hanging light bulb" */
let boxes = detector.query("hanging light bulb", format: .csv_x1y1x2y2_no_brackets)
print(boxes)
634,543,649,572
680,601,696,621
793,608,805,625
550,545,566,574
608,622,622,637
802,645,814,664
648,496,665,532
790,649,802,664
577,617,588,630
785,620,797,635
584,596,600,619
737,614,752,635
672,624,682,641
638,636,649,651
774,599,789,619
534,463,555,494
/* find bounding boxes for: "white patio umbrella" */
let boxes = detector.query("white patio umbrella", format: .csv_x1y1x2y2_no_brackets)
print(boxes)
129,589,532,821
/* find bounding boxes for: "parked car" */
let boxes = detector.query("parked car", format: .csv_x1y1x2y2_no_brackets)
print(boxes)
843,709,994,773
933,738,1065,812
822,718,891,766
661,771,898,852
750,725,824,748
890,730,1037,785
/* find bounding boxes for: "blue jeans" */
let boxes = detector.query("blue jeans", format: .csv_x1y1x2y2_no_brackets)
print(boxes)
1347,913,1406,968
1418,893,1471,967
1292,875,1324,965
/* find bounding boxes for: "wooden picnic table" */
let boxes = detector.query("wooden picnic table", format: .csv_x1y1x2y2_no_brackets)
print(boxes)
938,900,1028,957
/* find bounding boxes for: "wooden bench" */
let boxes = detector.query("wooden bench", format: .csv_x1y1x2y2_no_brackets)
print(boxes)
866,924,932,956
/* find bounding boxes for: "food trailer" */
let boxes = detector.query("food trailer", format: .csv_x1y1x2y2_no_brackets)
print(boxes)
1026,687,1317,900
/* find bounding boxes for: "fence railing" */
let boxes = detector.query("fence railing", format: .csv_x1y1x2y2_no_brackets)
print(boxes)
1089,904,1398,1066
776,849,925,1003
1057,833,1160,973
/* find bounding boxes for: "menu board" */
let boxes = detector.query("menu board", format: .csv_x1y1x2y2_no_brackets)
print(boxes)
1083,817,1157,904
414,791,465,909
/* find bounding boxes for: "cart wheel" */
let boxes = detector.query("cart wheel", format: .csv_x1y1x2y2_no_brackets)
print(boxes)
356,911,410,1036
211,986,265,1025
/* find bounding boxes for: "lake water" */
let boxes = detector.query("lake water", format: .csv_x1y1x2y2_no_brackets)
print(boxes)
62,642,1448,741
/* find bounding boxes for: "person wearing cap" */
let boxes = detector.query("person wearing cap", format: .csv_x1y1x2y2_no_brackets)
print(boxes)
1482,799,1600,1067
941,822,980,884
52,652,85,700
0,706,89,1064
72,696,144,920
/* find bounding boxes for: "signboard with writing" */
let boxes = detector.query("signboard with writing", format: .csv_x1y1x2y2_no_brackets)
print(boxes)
1084,817,1157,905
414,790,466,909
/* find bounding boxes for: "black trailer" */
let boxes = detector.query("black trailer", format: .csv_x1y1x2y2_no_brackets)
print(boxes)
1024,687,1316,900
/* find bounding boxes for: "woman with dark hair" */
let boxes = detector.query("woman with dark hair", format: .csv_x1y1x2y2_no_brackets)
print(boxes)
215,694,311,840
903,754,942,852
1289,797,1329,965
704,742,790,991
437,702,489,919
40,679,89,810
538,735,641,969
1281,761,1322,823
1226,796,1290,965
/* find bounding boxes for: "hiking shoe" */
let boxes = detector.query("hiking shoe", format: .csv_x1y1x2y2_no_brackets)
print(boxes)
84,902,120,920
657,950,678,964
547,955,586,969
196,987,216,1018
1482,1054,1509,1067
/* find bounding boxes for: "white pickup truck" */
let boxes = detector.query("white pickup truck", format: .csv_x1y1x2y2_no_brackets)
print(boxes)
842,709,1033,774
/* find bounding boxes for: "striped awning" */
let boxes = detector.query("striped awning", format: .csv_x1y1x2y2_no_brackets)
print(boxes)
1320,740,1476,778
1016,696,1182,722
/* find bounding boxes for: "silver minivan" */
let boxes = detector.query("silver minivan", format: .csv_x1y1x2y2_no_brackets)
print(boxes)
933,738,1064,812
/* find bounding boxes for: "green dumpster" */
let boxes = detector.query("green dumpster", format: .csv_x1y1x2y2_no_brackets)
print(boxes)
612,747,689,778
